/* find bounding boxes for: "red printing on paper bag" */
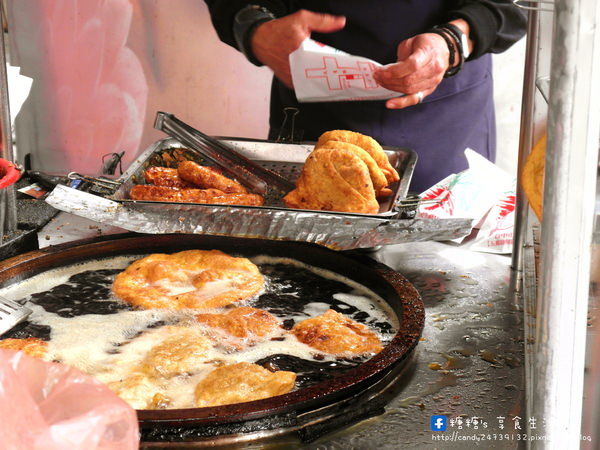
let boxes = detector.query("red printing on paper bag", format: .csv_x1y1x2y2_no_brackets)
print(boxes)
305,56,380,91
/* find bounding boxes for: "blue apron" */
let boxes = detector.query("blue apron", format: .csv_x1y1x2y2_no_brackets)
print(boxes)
268,1,495,193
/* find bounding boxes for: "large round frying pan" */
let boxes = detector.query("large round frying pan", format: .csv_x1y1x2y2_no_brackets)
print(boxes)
0,234,424,444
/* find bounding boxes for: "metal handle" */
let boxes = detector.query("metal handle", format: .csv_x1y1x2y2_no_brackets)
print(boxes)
154,112,295,195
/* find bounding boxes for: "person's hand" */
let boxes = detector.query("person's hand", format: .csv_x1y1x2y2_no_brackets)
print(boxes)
251,10,346,88
373,33,451,109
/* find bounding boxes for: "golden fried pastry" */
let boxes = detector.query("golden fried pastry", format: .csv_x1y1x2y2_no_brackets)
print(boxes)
283,147,380,214
112,249,264,310
140,326,212,378
316,130,400,184
178,160,248,194
144,166,195,189
106,373,157,410
196,307,282,349
292,309,383,356
522,134,545,221
129,185,264,206
316,140,391,197
194,362,296,407
0,337,48,359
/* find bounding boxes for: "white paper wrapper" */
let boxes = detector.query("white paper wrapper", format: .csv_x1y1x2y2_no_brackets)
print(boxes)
417,149,516,253
289,38,401,102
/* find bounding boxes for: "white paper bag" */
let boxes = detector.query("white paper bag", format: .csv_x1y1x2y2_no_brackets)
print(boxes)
289,38,401,102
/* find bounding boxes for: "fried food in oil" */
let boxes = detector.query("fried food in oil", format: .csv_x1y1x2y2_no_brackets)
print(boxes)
194,362,296,407
140,326,212,378
316,140,392,197
196,307,282,349
522,134,545,221
112,249,264,310
0,337,48,359
316,130,400,184
106,373,157,410
283,147,380,214
129,185,264,206
178,160,248,194
143,166,194,189
292,309,383,356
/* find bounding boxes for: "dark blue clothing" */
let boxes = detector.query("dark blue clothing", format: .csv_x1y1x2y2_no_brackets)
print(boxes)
204,1,526,192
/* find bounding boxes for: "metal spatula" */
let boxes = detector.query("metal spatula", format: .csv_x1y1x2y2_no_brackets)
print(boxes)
0,296,32,336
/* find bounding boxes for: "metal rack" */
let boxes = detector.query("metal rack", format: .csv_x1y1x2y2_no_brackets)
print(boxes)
512,0,600,447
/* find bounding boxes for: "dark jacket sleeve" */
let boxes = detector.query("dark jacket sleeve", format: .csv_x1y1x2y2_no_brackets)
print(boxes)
446,1,528,59
203,1,296,50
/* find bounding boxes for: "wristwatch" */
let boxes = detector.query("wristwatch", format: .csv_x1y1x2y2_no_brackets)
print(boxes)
233,5,276,66
439,23,470,60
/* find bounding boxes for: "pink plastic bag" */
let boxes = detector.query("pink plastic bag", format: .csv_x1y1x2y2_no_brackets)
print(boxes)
0,350,139,450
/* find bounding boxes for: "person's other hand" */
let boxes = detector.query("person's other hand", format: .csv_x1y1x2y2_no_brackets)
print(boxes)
251,10,346,88
373,33,451,109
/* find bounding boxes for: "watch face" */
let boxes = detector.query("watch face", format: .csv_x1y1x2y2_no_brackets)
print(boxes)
461,34,470,58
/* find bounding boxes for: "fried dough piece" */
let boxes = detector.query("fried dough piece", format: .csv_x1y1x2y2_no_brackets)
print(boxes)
0,337,48,359
283,147,380,214
144,166,195,189
316,130,400,184
130,185,264,206
178,160,248,194
106,373,157,410
522,134,545,221
316,140,392,197
292,309,383,356
112,249,264,310
196,307,282,349
141,326,212,378
194,362,296,407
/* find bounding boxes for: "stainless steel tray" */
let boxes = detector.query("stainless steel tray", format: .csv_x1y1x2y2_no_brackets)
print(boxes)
111,137,417,216
45,138,473,250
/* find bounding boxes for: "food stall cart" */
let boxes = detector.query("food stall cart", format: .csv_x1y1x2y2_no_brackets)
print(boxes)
0,0,598,448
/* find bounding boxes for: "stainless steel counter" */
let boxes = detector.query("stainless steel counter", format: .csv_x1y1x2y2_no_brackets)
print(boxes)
37,212,526,449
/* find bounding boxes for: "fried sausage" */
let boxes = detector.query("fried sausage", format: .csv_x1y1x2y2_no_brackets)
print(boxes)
177,160,248,194
144,166,195,189
130,185,264,206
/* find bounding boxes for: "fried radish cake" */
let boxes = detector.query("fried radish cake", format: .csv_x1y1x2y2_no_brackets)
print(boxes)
0,337,48,359
196,307,282,349
315,140,391,197
283,147,380,214
316,130,400,184
292,309,383,356
194,362,296,407
112,249,264,310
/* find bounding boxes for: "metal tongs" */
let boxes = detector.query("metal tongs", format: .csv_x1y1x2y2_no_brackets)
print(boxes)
154,112,295,196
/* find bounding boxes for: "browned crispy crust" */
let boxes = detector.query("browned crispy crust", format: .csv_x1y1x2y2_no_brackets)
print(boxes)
0,337,48,359
283,147,380,214
316,140,392,197
196,307,281,348
129,184,264,206
112,249,264,310
316,130,400,184
292,309,383,356
178,160,248,194
143,166,195,189
194,362,296,407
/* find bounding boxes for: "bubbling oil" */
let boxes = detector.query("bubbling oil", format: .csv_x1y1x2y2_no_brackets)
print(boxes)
0,253,399,410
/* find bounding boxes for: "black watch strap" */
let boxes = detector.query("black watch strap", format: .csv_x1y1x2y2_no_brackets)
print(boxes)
233,5,276,66
425,28,458,78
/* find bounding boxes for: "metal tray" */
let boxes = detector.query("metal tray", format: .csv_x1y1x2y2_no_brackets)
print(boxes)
44,138,473,250
111,137,417,216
